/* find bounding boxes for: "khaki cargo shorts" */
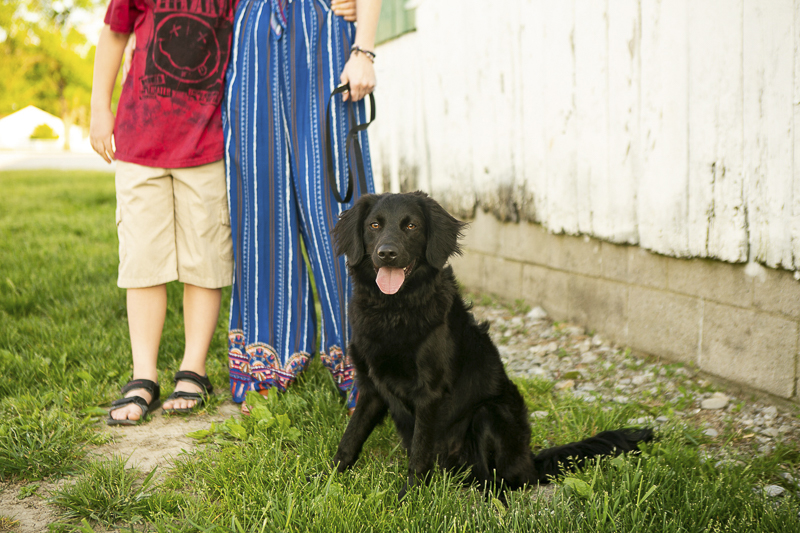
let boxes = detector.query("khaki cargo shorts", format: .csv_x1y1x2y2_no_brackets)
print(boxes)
115,160,233,289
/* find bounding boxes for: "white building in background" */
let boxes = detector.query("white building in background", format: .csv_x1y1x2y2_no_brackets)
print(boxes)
371,0,800,404
0,105,91,152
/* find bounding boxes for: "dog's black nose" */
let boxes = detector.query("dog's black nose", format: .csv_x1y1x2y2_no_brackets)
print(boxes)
377,244,398,262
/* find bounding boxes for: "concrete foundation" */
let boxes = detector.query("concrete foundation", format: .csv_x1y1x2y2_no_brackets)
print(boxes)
450,210,800,403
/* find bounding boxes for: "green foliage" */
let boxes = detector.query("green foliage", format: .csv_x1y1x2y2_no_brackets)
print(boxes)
513,298,531,315
536,440,800,532
0,170,231,479
17,482,40,499
16,1,105,29
1,170,800,531
188,390,303,446
561,476,593,499
0,169,230,392
0,0,101,133
49,456,160,527
29,122,59,139
0,395,105,480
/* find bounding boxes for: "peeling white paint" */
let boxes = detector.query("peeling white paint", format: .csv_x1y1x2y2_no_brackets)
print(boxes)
371,0,800,271
744,260,768,283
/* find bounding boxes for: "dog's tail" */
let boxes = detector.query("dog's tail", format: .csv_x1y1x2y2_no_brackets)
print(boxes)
532,428,654,482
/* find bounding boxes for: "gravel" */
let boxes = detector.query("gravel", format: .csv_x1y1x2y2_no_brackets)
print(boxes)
762,485,786,498
470,303,800,455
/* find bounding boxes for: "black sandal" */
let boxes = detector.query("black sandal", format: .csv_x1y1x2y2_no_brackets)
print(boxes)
162,370,214,414
107,379,161,426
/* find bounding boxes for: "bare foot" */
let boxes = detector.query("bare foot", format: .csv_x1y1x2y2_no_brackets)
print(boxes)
110,387,153,423
240,389,269,415
162,379,204,411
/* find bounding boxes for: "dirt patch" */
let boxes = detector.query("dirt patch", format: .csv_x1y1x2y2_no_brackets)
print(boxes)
0,480,63,533
0,400,241,533
91,400,240,471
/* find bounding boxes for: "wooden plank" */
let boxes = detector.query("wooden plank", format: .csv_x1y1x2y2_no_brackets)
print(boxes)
794,0,800,270
639,0,690,256
743,0,795,269
606,0,640,244
508,4,527,224
469,0,520,220
415,0,476,213
574,0,609,236
542,0,579,234
368,34,428,194
519,0,547,224
687,0,747,262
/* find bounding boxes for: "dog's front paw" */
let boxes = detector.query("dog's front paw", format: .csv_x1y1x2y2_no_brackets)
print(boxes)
332,452,354,473
398,481,409,501
398,475,418,501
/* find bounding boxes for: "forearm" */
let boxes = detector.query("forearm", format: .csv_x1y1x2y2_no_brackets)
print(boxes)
91,25,130,112
354,0,382,51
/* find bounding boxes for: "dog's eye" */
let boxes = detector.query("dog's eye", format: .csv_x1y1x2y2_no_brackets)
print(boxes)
370,222,380,230
406,223,416,230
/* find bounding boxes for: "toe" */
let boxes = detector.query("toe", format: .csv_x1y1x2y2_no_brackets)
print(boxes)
164,379,203,411
112,403,142,421
111,388,150,421
179,398,196,410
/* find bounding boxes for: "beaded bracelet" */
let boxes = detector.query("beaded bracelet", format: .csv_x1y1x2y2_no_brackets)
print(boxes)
350,45,376,62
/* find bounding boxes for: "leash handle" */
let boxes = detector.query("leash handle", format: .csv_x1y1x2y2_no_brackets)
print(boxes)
325,83,375,204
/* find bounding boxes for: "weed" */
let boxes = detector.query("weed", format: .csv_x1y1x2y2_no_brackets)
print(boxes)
513,298,531,315
17,482,39,499
0,399,104,481
479,293,495,307
0,516,20,532
49,456,157,528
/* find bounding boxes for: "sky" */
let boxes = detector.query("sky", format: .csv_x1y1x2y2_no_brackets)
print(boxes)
72,3,106,43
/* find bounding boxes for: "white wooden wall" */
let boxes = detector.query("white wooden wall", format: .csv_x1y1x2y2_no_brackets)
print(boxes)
369,0,800,271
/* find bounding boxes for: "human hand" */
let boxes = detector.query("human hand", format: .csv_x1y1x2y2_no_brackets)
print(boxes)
331,0,357,22
89,108,117,164
339,52,375,102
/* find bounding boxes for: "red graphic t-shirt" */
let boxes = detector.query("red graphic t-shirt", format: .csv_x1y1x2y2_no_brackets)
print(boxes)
105,0,234,168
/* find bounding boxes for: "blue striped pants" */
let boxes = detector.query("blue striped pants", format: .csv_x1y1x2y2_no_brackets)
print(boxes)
222,0,374,408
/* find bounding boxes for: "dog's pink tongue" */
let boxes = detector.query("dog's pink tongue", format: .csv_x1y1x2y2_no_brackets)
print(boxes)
376,267,405,294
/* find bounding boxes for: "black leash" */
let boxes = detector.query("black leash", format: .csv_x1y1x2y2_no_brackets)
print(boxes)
325,83,375,204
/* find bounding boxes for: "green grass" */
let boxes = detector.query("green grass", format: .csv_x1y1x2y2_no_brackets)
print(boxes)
0,170,231,480
49,455,160,527
1,170,799,532
0,394,106,480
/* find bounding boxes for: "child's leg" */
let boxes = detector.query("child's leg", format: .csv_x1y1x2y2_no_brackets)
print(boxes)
162,284,221,411
167,160,232,410
110,285,167,422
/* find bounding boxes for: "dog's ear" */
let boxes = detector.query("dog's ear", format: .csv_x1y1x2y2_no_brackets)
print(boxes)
420,193,467,270
333,194,378,264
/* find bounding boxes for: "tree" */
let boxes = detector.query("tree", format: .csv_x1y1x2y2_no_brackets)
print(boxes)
0,0,102,150
30,123,59,140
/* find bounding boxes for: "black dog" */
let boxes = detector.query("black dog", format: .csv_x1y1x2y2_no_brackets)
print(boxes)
332,191,652,498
